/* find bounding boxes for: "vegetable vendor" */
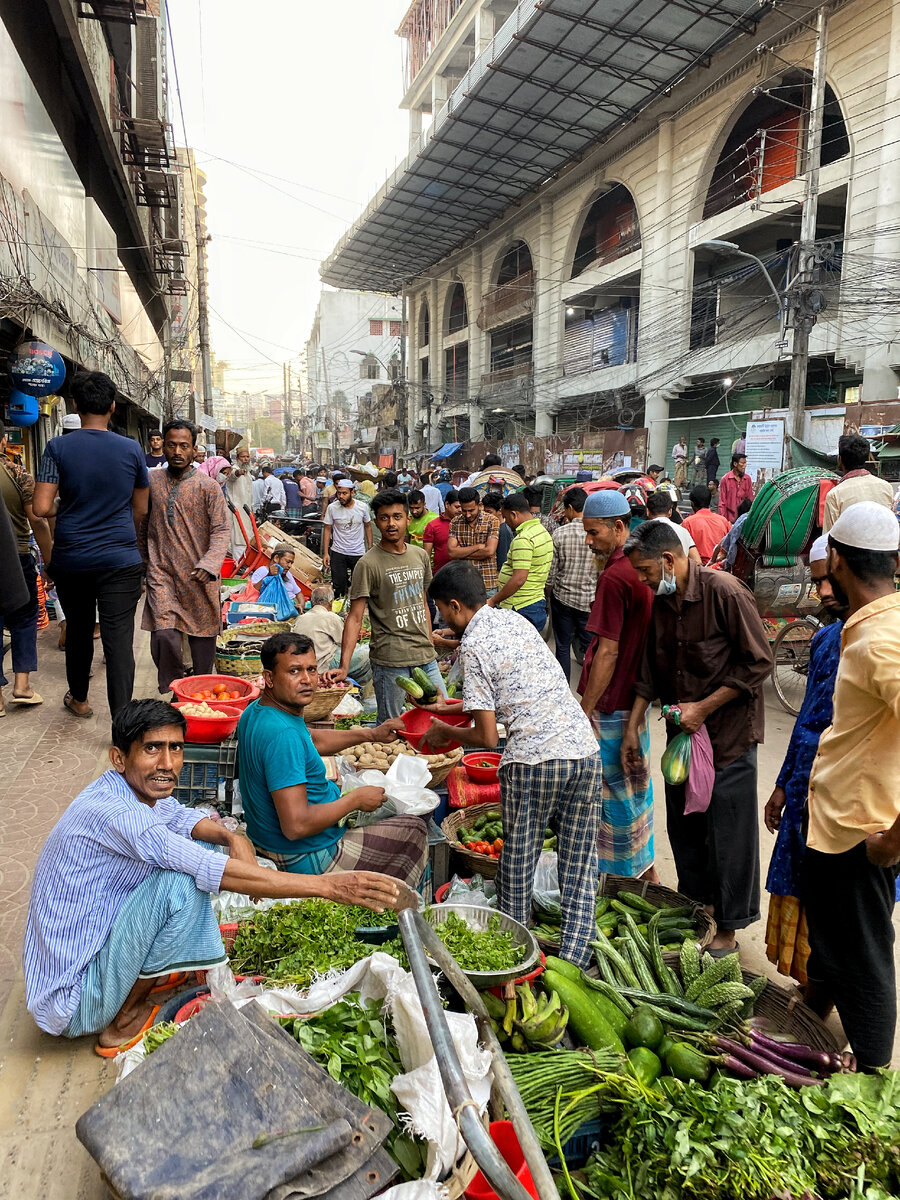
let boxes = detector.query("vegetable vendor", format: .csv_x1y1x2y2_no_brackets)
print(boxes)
420,562,601,966
238,631,428,885
250,543,304,614
763,535,845,996
23,699,401,1057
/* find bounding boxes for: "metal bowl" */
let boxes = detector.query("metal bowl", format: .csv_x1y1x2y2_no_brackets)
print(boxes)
422,903,540,989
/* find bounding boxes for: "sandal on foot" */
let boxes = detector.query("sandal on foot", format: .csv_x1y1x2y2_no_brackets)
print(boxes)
63,692,93,719
94,1005,161,1058
11,692,43,705
707,941,741,959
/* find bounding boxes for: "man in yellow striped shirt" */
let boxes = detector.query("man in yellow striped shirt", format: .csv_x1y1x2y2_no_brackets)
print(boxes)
486,492,553,630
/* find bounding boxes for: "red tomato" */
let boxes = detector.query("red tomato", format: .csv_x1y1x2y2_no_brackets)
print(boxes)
229,690,241,699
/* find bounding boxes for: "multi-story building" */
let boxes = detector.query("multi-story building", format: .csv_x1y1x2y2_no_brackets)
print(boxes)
323,0,900,471
168,146,210,428
0,0,183,468
304,289,405,460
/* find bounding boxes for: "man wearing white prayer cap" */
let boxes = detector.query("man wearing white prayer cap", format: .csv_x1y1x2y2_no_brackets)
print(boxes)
763,532,846,1003
804,501,900,1071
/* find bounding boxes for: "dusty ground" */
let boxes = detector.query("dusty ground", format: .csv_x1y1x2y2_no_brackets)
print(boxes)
0,623,896,1198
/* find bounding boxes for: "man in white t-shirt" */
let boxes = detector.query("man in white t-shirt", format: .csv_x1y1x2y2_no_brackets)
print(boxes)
644,490,701,563
261,465,286,512
323,480,373,596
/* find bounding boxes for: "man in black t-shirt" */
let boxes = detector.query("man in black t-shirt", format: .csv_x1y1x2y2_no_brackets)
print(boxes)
144,430,164,468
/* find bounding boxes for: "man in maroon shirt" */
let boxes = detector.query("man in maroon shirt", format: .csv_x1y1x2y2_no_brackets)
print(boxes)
578,489,656,879
422,489,460,573
717,453,754,524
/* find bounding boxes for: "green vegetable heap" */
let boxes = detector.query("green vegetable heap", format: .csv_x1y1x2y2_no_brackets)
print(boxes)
434,911,526,973
280,993,428,1181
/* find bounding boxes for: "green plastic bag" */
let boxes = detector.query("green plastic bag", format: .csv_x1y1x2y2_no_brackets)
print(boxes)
661,732,692,786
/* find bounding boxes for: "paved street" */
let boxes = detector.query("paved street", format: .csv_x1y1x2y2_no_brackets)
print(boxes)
0,624,897,1199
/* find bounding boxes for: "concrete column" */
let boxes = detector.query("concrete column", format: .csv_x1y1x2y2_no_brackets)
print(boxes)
475,5,495,56
638,119,675,463
862,0,900,400
431,73,450,118
645,391,670,467
428,277,441,450
533,198,557,436
406,293,418,445
408,107,423,153
468,243,485,440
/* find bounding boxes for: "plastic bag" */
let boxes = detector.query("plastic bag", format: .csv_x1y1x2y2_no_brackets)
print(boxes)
661,731,692,786
445,873,497,908
332,692,363,717
338,753,440,826
684,724,715,815
256,570,296,621
378,1184,448,1200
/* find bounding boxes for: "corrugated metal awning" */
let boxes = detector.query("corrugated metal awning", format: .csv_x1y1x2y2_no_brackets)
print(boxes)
322,0,761,293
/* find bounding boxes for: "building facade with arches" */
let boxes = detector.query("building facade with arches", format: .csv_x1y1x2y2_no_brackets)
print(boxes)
324,0,900,468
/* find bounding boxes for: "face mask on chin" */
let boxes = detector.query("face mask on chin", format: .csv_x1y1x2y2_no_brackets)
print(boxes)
656,565,677,596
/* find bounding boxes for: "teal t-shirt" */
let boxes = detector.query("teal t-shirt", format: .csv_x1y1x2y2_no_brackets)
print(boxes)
237,700,343,858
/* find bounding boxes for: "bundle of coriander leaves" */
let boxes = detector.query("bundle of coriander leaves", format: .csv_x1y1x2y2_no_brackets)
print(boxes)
280,993,428,1181
575,1069,900,1200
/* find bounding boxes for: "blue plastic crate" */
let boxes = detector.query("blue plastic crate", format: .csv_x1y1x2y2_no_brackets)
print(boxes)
546,1117,610,1169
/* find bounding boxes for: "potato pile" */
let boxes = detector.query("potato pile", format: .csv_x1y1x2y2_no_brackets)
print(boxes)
180,701,231,718
340,740,460,773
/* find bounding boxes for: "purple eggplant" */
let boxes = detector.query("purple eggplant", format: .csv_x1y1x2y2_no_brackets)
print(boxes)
747,1030,836,1073
713,1037,824,1088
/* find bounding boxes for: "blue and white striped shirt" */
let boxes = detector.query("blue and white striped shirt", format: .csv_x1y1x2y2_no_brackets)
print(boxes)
23,770,227,1035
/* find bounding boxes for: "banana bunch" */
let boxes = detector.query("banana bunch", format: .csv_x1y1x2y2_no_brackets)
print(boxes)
482,984,568,1052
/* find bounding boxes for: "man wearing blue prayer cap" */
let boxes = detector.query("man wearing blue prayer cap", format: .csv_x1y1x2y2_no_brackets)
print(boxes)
578,487,657,879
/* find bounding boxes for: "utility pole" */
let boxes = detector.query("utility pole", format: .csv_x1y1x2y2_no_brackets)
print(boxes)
786,6,828,465
195,206,214,421
320,346,333,463
283,361,293,455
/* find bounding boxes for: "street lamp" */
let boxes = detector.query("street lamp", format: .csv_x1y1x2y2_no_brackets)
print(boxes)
698,240,783,314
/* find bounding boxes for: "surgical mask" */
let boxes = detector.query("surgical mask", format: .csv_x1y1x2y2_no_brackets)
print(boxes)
656,567,677,596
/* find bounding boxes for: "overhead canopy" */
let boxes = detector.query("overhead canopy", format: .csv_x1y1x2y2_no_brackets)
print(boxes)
322,0,760,293
431,441,464,460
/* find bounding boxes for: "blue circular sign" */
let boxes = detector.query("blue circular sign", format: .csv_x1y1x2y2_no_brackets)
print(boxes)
8,340,66,396
7,389,40,427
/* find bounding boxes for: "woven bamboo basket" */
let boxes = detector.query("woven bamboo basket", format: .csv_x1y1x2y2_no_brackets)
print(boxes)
339,745,463,788
441,803,501,879
215,621,293,676
303,686,353,722
741,968,840,1054
534,873,716,961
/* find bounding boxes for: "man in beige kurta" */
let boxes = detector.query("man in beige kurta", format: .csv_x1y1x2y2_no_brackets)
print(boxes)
140,421,230,692
224,446,253,559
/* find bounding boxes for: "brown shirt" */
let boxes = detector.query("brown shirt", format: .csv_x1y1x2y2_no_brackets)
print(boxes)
0,456,35,553
634,561,773,768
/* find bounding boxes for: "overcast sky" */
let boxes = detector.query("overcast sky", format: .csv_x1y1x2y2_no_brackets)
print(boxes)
167,1,411,396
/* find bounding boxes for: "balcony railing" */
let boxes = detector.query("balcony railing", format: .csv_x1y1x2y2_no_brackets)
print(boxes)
477,272,535,332
480,361,533,387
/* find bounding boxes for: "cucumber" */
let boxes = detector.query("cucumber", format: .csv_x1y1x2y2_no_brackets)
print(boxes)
396,675,424,700
412,666,438,699
542,970,625,1054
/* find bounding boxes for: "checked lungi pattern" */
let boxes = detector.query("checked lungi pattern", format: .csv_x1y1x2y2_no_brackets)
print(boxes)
498,755,601,968
259,814,428,889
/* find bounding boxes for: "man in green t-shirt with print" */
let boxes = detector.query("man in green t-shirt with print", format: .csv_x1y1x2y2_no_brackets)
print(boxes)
486,491,553,631
325,488,448,720
406,489,437,548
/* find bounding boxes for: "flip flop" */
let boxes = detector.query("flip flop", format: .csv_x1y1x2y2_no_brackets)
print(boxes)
94,1004,161,1058
63,692,93,719
149,971,192,995
11,692,43,705
707,941,741,959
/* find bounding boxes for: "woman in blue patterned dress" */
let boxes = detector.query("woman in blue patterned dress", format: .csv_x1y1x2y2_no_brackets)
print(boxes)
764,536,844,994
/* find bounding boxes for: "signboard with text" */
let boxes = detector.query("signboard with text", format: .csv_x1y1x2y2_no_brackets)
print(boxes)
746,419,785,480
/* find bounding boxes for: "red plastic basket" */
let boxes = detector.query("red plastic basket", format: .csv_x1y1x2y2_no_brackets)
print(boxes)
170,674,259,713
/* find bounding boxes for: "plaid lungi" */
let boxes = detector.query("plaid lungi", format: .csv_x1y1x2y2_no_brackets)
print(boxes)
498,754,601,968
257,815,428,889
596,709,654,877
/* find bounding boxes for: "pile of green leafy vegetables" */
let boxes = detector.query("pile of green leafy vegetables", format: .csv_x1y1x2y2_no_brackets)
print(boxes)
571,1068,900,1200
280,993,428,1180
433,911,525,973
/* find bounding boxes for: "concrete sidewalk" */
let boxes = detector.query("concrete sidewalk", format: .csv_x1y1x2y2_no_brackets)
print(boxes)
0,625,896,1199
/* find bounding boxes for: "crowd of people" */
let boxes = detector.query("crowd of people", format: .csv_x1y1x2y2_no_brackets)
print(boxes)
5,371,899,1074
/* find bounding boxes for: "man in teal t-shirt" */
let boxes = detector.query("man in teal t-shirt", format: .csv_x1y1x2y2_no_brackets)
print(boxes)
237,631,428,885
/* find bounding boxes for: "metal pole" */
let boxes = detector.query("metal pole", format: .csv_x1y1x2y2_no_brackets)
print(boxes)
195,206,214,421
397,910,544,1200
786,6,828,463
320,347,333,464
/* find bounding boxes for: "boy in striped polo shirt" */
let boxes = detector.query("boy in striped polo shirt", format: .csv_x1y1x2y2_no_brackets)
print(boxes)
486,491,553,630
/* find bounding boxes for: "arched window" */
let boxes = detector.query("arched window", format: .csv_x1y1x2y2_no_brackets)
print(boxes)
447,282,468,334
571,185,641,278
496,241,532,285
704,75,849,220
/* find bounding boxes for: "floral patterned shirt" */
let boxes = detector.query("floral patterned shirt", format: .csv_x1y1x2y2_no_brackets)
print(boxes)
460,605,598,766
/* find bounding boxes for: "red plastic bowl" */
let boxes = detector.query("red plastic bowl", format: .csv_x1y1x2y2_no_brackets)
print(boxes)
174,702,241,744
170,674,259,714
399,699,472,752
462,752,501,784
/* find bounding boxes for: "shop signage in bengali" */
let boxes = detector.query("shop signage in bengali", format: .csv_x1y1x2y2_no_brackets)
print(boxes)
313,430,331,449
197,413,219,432
8,339,66,396
745,419,785,480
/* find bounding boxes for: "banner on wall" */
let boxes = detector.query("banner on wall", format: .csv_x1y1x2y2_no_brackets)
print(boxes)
745,419,785,480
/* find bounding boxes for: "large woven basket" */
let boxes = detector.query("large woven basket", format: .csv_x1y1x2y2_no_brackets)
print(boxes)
742,967,840,1053
534,873,716,961
442,803,501,879
215,621,293,677
339,745,463,788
